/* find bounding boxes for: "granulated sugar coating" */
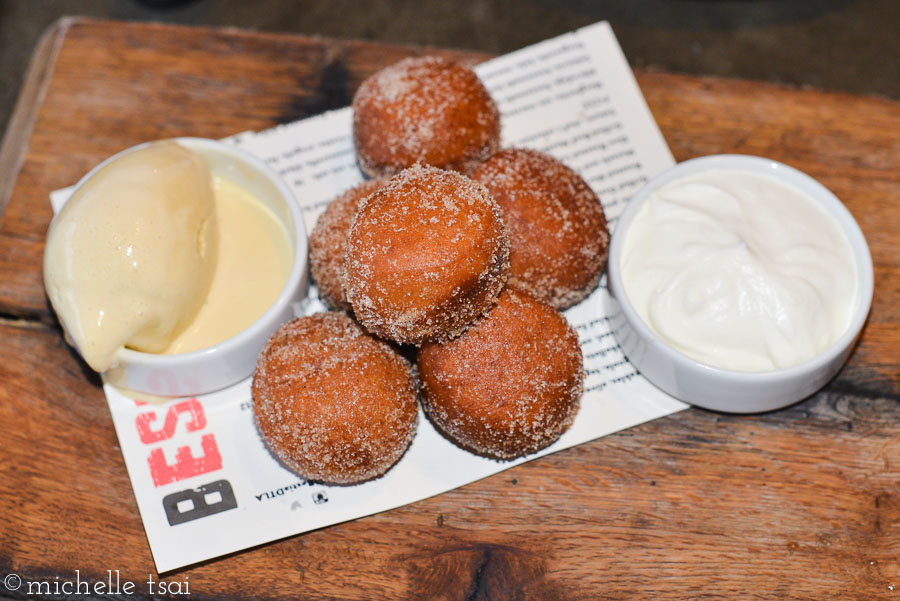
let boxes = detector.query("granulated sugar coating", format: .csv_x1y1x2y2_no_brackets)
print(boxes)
252,313,418,485
418,287,584,460
343,165,509,345
352,56,501,177
470,148,610,309
309,179,386,312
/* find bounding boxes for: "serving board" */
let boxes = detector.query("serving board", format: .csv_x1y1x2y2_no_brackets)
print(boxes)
1,18,898,600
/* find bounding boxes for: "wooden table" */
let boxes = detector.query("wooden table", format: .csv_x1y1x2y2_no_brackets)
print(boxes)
1,18,898,601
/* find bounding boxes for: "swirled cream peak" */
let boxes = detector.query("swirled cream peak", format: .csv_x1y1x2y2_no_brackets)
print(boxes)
43,141,218,372
620,169,857,372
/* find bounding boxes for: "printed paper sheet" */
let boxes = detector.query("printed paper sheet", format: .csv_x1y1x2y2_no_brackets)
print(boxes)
50,21,687,572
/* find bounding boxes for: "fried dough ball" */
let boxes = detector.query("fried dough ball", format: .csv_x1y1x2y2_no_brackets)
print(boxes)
344,165,509,345
352,56,501,177
418,287,584,460
309,179,386,311
252,313,418,485
470,148,610,309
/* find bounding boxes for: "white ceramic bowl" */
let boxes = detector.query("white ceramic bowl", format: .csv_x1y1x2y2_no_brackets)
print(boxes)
69,137,308,398
605,154,873,413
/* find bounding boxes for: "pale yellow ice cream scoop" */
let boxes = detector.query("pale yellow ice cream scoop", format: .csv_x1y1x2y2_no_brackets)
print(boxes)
43,141,218,372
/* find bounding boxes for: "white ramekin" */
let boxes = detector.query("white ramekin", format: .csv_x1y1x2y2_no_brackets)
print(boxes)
59,137,308,398
605,154,873,413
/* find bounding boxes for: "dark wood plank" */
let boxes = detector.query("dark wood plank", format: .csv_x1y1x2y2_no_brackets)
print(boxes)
0,17,489,322
1,20,896,395
1,318,897,599
1,18,898,601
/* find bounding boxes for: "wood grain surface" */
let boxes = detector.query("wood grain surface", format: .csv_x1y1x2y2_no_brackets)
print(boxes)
0,17,898,601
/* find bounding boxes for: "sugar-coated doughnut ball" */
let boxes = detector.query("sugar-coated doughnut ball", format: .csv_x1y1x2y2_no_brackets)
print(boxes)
352,56,501,177
309,179,386,311
470,148,610,309
344,165,509,345
418,286,584,460
252,313,418,485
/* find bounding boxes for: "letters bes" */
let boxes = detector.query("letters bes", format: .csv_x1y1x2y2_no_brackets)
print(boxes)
134,398,237,525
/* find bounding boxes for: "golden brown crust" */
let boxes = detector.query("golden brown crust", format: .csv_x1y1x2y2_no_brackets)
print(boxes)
252,313,418,485
470,148,610,309
309,179,386,311
343,165,509,345
417,287,584,460
352,56,501,178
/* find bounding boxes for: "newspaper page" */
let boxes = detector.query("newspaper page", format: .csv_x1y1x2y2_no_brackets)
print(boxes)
50,21,687,572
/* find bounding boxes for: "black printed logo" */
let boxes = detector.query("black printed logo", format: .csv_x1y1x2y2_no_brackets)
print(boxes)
163,479,238,525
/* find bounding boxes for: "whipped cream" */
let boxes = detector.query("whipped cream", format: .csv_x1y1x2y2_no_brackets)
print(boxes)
620,169,857,372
